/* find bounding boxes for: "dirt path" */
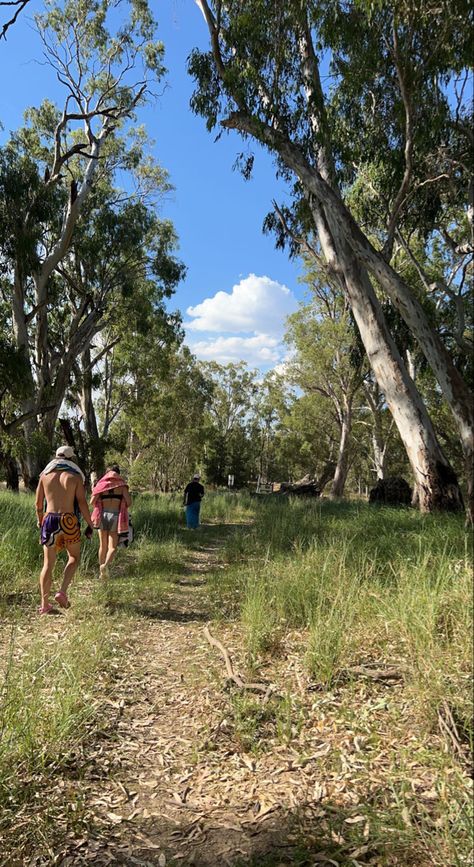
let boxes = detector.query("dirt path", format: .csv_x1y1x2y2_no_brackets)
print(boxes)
27,521,448,867
3,520,455,866
44,528,343,867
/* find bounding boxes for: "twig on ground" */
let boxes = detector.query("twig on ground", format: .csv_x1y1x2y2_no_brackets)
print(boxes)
204,626,274,698
438,699,465,757
344,664,404,682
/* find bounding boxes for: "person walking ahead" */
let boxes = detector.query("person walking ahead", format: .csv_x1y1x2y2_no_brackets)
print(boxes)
91,465,131,579
35,445,94,614
183,473,204,529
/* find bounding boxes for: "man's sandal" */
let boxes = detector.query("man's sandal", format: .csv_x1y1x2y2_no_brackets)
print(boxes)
54,591,70,609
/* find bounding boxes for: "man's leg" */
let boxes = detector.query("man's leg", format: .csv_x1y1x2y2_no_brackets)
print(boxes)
40,545,57,609
105,530,119,566
59,541,81,596
190,502,199,529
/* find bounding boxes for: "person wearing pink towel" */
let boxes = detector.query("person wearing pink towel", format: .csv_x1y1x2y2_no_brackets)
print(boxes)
91,465,131,578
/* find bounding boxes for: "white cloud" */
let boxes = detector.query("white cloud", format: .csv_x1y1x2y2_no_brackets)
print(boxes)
189,333,281,367
186,273,296,336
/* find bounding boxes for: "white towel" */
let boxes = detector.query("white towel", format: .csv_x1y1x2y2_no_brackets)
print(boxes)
41,458,85,483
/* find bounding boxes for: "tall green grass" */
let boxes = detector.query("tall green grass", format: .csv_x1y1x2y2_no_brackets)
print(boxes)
1,490,471,864
210,498,472,733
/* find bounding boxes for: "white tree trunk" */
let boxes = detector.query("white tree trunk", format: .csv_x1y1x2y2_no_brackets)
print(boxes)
311,200,462,512
228,116,471,516
330,412,351,497
197,9,470,516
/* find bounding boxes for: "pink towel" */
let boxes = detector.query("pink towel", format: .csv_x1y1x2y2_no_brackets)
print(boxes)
91,472,129,533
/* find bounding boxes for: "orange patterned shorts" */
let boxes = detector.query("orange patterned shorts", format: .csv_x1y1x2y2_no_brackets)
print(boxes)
41,512,81,550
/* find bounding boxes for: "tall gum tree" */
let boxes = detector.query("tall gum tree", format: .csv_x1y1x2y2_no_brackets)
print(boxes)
191,0,471,515
2,0,165,487
285,280,365,498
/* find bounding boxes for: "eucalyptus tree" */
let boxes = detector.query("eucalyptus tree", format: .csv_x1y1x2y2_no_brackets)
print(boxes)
58,192,185,479
190,0,472,515
201,360,258,485
0,0,165,485
286,277,365,497
108,346,211,491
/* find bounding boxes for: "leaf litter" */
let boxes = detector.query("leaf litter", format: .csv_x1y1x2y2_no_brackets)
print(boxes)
1,529,471,867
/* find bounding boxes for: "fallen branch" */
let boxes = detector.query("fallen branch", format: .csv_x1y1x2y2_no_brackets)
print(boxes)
344,665,404,682
204,626,274,698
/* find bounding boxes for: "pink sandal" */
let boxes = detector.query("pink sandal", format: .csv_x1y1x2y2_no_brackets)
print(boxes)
54,591,70,609
38,603,55,615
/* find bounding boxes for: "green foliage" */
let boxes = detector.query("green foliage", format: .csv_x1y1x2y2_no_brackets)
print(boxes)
201,361,258,486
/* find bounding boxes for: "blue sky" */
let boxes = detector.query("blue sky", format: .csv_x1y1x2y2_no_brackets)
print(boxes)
0,0,302,369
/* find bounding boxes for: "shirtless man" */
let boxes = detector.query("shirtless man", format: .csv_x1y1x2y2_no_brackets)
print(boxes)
35,446,94,614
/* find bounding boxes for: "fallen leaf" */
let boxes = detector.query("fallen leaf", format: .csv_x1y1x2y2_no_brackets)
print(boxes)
106,812,123,825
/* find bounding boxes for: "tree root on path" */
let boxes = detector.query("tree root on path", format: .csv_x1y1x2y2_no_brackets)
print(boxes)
204,626,275,701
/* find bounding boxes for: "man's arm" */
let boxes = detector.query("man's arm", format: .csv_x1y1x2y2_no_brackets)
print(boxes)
76,479,94,529
35,479,45,527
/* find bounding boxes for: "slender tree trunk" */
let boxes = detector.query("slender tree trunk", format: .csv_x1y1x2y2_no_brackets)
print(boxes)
372,429,387,481
364,382,390,480
80,348,105,479
330,412,351,497
0,451,20,491
6,456,19,491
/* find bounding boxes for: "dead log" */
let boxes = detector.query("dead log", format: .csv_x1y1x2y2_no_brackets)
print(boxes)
278,474,321,497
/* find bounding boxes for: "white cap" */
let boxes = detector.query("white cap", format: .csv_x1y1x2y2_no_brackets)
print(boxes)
56,445,76,459
193,472,201,479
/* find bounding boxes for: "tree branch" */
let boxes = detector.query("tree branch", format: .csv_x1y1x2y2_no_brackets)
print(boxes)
0,0,29,41
382,23,414,260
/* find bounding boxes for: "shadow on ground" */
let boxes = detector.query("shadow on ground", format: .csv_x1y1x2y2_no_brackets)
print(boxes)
50,800,422,867
105,600,210,622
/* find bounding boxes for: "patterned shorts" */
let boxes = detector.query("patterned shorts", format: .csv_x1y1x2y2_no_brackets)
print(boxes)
41,512,81,550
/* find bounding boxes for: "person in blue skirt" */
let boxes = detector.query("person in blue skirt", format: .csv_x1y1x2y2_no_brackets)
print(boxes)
183,473,205,529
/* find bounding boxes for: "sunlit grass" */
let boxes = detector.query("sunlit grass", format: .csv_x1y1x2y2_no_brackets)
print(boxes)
0,489,472,865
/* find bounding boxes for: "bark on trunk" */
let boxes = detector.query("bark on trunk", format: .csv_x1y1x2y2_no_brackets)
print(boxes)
372,430,387,481
311,200,463,512
80,348,106,479
224,113,473,516
1,452,20,491
330,413,351,497
317,461,336,493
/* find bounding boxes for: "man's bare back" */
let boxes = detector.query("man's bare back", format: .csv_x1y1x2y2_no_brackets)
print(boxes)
36,470,93,532
41,471,83,514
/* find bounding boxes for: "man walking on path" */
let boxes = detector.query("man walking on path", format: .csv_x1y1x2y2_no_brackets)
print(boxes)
35,445,94,614
183,473,205,529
